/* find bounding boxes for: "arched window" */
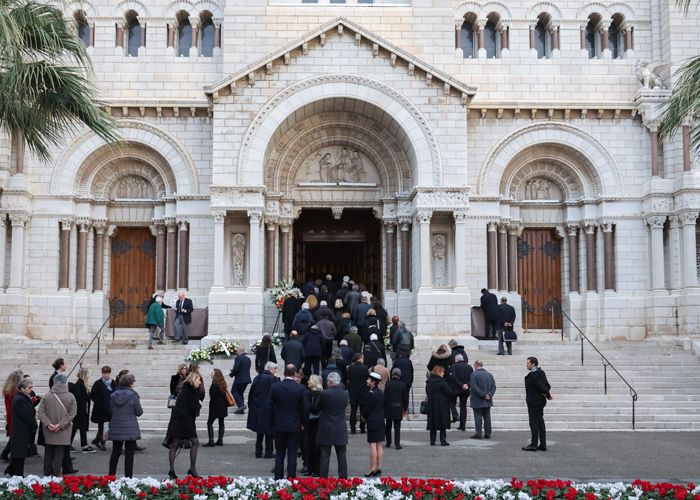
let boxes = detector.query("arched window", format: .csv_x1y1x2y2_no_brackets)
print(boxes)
483,21,497,58
585,14,601,58
534,13,552,59
200,12,215,57
460,13,477,59
125,11,141,57
74,10,91,47
609,14,624,58
177,11,192,57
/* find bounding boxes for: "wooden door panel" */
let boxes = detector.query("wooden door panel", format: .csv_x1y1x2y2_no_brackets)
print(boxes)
110,227,156,328
518,229,562,330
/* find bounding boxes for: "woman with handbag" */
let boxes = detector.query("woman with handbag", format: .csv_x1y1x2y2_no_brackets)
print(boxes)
165,371,202,478
203,369,231,447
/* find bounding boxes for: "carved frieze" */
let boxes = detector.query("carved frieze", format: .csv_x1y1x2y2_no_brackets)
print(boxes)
210,187,265,210
415,189,469,211
296,146,379,185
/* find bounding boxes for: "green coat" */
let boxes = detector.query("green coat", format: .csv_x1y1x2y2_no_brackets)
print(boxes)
145,301,165,327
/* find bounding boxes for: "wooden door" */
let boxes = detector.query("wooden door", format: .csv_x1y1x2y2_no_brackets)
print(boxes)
109,227,156,328
517,228,562,330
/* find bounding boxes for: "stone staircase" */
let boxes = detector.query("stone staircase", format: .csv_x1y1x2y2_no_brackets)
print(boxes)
1,335,699,436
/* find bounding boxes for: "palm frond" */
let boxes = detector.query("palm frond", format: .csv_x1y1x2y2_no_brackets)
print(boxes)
658,55,700,153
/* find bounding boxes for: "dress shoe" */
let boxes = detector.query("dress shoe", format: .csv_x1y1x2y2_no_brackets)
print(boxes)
300,466,309,474
97,442,106,451
484,434,491,439
430,442,435,446
168,470,177,479
470,434,482,440
537,445,547,451
255,453,262,458
69,446,77,453
395,445,402,450
496,352,504,356
203,441,216,447
457,426,466,431
147,345,154,350
360,429,366,434
215,440,223,446
374,469,382,477
522,445,538,452
364,470,376,478
440,441,450,446
187,469,200,478
350,429,356,435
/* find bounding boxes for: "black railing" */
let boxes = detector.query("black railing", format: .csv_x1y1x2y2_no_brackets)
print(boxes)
561,310,639,430
66,315,112,378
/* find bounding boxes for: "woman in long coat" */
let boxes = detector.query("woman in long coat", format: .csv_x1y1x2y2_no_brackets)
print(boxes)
166,371,202,478
170,364,188,397
203,369,229,447
383,368,408,449
1,370,22,462
425,365,452,446
361,372,385,477
69,368,93,453
246,365,277,458
6,379,37,477
108,373,143,478
254,335,277,373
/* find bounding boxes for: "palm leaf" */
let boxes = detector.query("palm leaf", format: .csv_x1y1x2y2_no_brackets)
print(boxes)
658,55,700,153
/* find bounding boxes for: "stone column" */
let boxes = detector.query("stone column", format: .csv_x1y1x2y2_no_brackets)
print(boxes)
59,218,73,290
178,221,189,290
476,19,487,58
265,221,277,288
580,23,587,50
454,213,467,288
649,123,660,177
499,23,509,52
116,24,124,48
487,222,498,290
622,23,634,54
454,20,460,49
551,25,560,51
602,222,616,290
668,216,682,290
679,212,699,288
191,19,199,49
417,211,432,289
279,223,291,281
155,223,166,290
497,224,508,290
167,25,174,48
385,221,397,291
8,214,29,291
93,222,106,292
248,210,262,288
585,225,597,291
646,217,665,290
682,124,692,172
400,222,411,290
13,131,25,174
213,212,225,288
214,23,221,48
0,216,6,289
76,221,90,291
529,22,536,51
568,225,580,292
600,24,609,52
89,23,95,47
166,220,178,291
140,22,146,48
507,225,519,292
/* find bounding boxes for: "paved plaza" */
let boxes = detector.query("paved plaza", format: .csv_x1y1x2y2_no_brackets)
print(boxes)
5,431,699,483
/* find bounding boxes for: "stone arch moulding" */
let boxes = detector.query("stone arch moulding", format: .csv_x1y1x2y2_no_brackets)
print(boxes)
192,0,224,18
527,1,563,20
163,0,222,19
50,120,199,196
576,2,636,20
477,122,623,197
66,1,98,18
113,0,150,17
454,1,512,21
237,74,443,187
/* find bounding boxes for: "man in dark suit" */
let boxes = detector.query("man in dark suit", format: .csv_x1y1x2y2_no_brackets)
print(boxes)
450,354,473,431
268,364,309,480
480,288,499,339
497,297,517,355
346,353,369,434
522,357,552,452
173,291,193,344
230,346,252,415
315,372,348,478
282,294,301,340
281,330,305,371
89,366,114,452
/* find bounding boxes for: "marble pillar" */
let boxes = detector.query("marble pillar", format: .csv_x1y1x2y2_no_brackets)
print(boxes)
93,222,106,292
417,211,432,289
585,225,597,291
178,221,189,290
568,225,580,292
454,213,467,289
8,214,29,291
248,210,262,288
400,222,411,290
213,212,225,288
680,212,699,288
385,221,397,291
59,219,73,290
166,221,178,290
646,217,666,290
155,224,166,290
487,222,497,290
76,221,90,291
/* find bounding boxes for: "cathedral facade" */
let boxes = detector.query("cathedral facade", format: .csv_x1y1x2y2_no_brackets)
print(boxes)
1,0,699,342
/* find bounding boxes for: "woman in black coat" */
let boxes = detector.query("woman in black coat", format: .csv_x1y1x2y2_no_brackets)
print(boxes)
301,326,324,375
361,372,385,477
69,368,93,453
254,335,277,373
204,369,229,447
166,372,202,478
427,344,453,379
6,379,37,477
383,369,408,449
170,364,188,397
425,365,452,446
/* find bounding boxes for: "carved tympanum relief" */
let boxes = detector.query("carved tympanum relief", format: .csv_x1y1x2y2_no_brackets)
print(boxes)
231,233,247,287
112,176,153,199
295,146,380,185
432,233,447,287
523,178,562,201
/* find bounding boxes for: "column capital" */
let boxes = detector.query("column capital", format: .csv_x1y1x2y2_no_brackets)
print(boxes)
579,20,590,30
213,211,226,224
668,214,681,229
165,218,178,232
487,221,499,232
399,221,411,232
584,223,597,234
93,219,108,233
59,217,74,230
415,211,432,224
566,222,581,235
455,19,464,30
598,19,612,32
77,219,91,232
645,216,665,229
178,220,189,231
528,19,538,29
507,223,523,236
383,220,397,232
497,20,510,32
678,212,699,226
279,221,292,232
248,209,263,223
548,23,560,33
497,222,509,233
453,211,468,223
0,214,6,228
9,213,29,227
643,120,660,133
475,18,488,31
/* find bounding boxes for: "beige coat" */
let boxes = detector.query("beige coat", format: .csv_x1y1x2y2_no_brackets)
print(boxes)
37,383,77,445
372,364,390,392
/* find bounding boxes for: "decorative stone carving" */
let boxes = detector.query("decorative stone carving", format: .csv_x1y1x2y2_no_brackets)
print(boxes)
635,60,666,90
113,175,153,199
210,187,265,210
651,199,673,213
645,216,666,230
416,211,432,224
524,178,561,201
231,232,246,287
297,146,377,185
8,213,29,226
432,233,447,287
678,212,699,226
415,190,469,211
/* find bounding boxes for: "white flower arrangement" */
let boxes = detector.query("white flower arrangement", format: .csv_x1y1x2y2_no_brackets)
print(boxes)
207,339,240,357
268,279,303,311
185,348,211,363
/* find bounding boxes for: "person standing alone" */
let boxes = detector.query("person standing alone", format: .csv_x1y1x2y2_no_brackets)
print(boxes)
469,360,496,439
173,291,193,344
522,357,552,452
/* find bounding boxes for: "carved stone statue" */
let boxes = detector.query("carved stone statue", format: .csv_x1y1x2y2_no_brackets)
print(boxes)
346,150,366,182
432,233,447,287
525,178,554,200
115,176,150,199
635,60,666,90
298,146,375,184
231,233,246,286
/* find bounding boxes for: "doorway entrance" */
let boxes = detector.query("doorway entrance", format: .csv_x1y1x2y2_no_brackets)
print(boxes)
293,209,382,296
109,227,156,328
517,228,563,330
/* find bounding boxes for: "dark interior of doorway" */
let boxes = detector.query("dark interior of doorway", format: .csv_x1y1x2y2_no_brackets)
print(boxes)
293,209,382,297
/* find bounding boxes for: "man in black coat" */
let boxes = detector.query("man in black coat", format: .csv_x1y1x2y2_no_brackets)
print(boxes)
346,353,369,434
383,369,408,449
314,372,348,478
269,364,309,479
392,351,414,390
281,331,305,371
314,300,337,323
450,354,474,431
246,363,278,458
282,294,302,340
497,297,517,355
230,346,252,415
6,379,37,477
89,366,114,452
173,291,193,344
480,288,499,339
522,357,552,452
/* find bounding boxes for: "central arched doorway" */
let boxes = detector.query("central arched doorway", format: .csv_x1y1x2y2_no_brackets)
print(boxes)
293,208,381,296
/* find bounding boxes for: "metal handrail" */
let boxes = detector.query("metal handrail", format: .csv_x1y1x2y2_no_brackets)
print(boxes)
561,309,639,430
66,315,112,379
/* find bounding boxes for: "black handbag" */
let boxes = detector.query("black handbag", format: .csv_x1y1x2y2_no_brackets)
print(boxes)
419,399,429,415
503,329,518,342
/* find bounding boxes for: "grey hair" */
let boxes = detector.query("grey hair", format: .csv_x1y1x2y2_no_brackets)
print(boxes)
349,326,358,334
53,374,68,385
18,379,33,390
264,361,278,371
454,354,464,363
327,372,341,386
390,367,401,379
474,360,484,368
377,358,385,366
118,373,135,387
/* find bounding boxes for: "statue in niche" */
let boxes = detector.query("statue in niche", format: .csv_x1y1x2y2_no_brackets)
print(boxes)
525,178,554,200
432,234,447,287
231,233,246,287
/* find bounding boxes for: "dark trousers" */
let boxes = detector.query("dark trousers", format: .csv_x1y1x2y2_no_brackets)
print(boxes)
455,393,469,428
93,421,106,444
44,444,65,476
385,418,402,446
429,429,447,444
473,407,492,437
274,431,300,480
322,340,333,361
255,434,274,457
305,418,320,474
71,424,88,448
305,356,321,375
486,320,498,338
0,439,9,459
319,445,347,478
528,404,546,447
349,403,365,432
109,440,136,477
231,383,248,408
207,416,225,443
7,457,25,476
497,329,513,355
